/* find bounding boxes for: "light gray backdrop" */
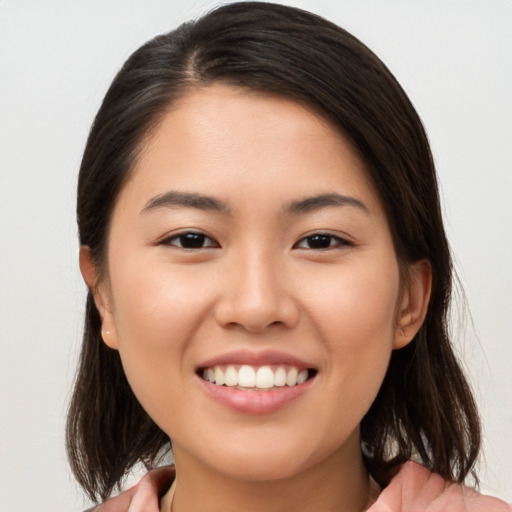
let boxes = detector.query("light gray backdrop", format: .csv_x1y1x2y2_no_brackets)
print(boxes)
0,1,510,510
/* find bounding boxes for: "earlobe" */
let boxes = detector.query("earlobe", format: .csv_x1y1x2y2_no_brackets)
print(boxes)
393,259,432,349
79,246,119,350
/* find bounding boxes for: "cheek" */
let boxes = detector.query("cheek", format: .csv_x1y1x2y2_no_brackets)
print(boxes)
110,249,214,341
302,255,400,398
107,258,213,409
304,254,399,338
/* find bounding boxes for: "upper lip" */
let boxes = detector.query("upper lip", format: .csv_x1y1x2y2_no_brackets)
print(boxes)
196,349,316,370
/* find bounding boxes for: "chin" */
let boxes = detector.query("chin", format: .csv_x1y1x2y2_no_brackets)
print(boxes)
192,435,335,483
214,455,309,482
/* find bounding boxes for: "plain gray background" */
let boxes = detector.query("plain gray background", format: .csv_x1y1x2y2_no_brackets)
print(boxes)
0,1,510,510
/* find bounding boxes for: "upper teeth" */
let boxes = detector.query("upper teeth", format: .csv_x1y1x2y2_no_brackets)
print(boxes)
202,365,309,389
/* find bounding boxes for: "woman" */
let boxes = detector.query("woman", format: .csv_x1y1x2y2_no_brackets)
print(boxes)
68,2,510,511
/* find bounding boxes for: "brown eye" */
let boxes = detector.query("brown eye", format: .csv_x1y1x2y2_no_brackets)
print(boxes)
162,231,219,249
295,233,351,250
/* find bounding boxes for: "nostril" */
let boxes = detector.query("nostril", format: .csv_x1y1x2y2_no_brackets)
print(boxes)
214,284,300,332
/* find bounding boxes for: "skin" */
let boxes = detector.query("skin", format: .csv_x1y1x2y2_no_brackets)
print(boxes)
81,84,431,512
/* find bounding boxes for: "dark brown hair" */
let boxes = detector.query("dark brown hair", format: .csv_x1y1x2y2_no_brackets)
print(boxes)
68,1,480,502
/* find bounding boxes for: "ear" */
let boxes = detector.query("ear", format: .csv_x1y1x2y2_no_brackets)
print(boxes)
79,246,119,350
393,259,432,349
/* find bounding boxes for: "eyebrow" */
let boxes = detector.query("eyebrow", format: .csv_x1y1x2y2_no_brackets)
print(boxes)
140,191,369,216
284,193,370,215
141,191,230,214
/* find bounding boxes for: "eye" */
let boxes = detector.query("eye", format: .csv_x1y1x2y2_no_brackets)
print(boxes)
161,231,219,249
294,233,352,250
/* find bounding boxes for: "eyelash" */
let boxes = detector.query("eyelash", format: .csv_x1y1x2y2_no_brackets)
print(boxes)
293,233,353,250
160,231,352,251
160,231,219,249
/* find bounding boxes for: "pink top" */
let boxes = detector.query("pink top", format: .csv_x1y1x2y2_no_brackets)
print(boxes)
369,461,510,511
90,460,511,512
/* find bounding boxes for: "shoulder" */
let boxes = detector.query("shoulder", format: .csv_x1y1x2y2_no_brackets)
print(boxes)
368,461,511,512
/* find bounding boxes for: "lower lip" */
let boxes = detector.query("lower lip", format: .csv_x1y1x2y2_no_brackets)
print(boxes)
197,376,314,414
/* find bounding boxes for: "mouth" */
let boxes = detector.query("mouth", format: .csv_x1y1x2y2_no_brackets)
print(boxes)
197,364,318,391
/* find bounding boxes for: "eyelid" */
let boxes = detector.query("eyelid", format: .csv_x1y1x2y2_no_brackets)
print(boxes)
158,229,220,249
293,231,354,250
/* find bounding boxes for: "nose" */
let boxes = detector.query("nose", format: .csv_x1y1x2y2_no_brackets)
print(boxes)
214,250,300,332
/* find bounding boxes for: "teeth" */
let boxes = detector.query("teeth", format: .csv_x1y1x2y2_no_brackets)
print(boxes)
214,366,224,386
224,365,238,386
297,369,308,384
238,365,256,387
274,367,287,386
256,366,274,389
286,367,298,387
202,364,311,389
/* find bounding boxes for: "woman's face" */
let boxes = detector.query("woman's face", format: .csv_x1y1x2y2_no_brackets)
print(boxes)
89,84,423,481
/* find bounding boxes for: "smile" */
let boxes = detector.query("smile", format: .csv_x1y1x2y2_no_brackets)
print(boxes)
196,351,318,413
200,364,315,390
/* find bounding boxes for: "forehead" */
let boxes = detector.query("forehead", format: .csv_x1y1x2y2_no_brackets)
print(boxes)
119,84,382,216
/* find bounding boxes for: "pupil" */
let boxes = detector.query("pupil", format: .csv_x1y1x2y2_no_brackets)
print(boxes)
308,234,331,248
181,233,205,248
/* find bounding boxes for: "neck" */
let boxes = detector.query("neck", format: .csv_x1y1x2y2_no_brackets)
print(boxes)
166,434,373,512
